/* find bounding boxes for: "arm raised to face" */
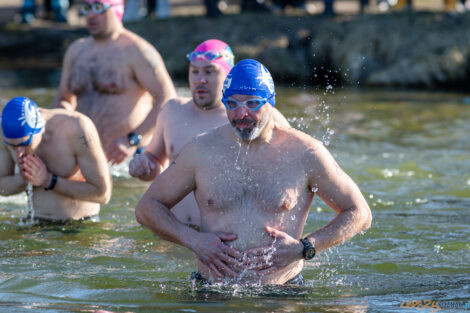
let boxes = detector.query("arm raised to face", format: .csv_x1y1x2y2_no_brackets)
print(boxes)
303,139,372,252
0,137,27,196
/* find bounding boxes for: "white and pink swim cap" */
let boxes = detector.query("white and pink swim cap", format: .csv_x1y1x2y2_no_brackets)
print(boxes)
84,0,125,21
187,39,235,76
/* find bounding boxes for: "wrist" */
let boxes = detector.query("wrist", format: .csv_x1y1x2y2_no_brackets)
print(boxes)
42,172,53,188
300,237,316,260
127,132,142,147
44,173,58,191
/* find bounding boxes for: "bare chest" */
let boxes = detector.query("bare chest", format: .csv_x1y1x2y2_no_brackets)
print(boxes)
196,150,310,214
69,47,132,95
164,111,227,161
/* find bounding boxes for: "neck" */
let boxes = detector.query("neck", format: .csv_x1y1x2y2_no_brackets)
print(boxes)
93,24,123,42
194,100,224,112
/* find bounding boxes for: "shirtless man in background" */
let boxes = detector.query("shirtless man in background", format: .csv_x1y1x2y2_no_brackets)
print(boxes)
129,39,290,226
53,0,176,164
0,97,111,221
135,60,372,285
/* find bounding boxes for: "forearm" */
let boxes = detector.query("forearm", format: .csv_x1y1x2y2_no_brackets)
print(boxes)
131,105,160,144
135,196,198,248
49,175,109,204
0,175,27,195
305,205,372,252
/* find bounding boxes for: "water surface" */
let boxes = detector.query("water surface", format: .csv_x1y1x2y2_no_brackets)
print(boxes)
0,87,469,313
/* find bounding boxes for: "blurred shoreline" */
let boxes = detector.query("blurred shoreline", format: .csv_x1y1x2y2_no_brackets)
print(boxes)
1,0,469,89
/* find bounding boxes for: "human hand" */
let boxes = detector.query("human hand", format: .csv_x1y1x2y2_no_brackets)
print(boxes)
189,231,243,280
129,154,156,178
18,154,52,187
242,226,304,276
106,136,136,165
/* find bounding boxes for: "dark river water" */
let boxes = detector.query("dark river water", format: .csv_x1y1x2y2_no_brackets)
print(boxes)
0,85,469,313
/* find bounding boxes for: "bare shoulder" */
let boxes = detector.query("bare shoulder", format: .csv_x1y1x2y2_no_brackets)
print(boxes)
159,97,192,118
120,30,162,61
278,126,328,160
48,108,96,136
65,37,90,59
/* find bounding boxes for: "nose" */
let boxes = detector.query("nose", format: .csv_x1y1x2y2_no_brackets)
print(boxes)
233,106,250,119
16,148,26,158
196,73,207,84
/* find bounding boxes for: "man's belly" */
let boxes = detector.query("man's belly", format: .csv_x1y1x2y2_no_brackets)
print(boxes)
76,92,153,147
32,188,100,221
197,213,306,285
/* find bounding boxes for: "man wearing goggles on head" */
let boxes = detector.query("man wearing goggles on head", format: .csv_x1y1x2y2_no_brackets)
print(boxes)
0,97,111,222
52,0,176,166
135,59,371,285
129,40,289,227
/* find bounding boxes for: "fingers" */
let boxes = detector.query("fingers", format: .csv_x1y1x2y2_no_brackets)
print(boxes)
244,245,273,257
213,259,238,278
209,263,223,279
257,266,278,276
215,232,237,242
242,256,273,270
265,226,285,238
219,244,243,260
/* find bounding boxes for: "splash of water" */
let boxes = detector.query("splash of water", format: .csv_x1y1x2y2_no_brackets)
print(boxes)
26,183,35,223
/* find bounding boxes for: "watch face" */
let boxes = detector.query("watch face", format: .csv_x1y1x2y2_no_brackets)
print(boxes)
128,133,141,146
305,247,316,260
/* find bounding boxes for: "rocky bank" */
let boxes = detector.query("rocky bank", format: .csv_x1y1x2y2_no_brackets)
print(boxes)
1,11,469,89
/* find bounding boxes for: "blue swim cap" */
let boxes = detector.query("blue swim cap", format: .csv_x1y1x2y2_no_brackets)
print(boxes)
1,97,44,139
222,59,275,106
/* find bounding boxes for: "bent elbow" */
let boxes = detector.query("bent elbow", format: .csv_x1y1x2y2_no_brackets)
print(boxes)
360,206,372,231
135,201,147,226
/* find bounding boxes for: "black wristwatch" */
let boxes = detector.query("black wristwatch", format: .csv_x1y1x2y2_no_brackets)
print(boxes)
300,238,316,260
127,132,142,146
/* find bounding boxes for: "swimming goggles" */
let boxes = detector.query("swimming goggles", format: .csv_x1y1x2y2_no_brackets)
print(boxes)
3,134,34,147
222,97,268,111
186,50,234,63
81,2,122,15
3,109,38,148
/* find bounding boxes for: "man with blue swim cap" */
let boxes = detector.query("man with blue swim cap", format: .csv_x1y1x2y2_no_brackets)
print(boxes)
0,97,111,222
136,60,372,285
129,41,289,227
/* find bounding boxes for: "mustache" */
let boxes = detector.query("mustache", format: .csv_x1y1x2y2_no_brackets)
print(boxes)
231,118,255,125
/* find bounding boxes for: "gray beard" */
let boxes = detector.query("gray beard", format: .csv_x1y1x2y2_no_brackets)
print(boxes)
232,112,270,141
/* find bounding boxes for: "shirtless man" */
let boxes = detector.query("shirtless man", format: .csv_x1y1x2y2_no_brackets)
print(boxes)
135,60,372,285
0,97,111,221
129,39,290,226
52,0,176,164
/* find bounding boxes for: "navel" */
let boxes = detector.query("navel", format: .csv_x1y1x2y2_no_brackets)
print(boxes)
207,198,214,206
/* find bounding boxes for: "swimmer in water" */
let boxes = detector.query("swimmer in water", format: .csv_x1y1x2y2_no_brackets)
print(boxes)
135,60,372,285
52,0,176,165
0,97,111,222
129,39,290,227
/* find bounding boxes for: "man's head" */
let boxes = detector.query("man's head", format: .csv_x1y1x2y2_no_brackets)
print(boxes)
1,97,45,156
82,0,124,38
222,59,276,141
187,39,234,110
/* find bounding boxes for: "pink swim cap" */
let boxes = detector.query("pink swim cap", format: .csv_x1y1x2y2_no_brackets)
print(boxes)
189,39,234,76
84,0,125,21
